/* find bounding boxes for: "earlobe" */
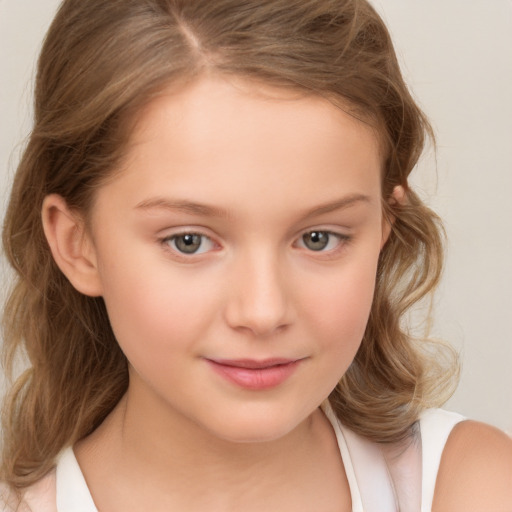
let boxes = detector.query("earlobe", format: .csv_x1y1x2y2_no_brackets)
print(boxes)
381,185,406,249
42,194,103,297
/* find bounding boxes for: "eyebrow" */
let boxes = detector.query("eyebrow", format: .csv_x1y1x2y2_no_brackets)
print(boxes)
134,193,370,219
135,197,232,218
302,193,371,218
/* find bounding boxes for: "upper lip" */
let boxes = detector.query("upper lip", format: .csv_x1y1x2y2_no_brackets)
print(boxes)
207,358,301,369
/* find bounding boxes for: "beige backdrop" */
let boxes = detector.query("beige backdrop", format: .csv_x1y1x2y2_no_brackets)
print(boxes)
1,0,511,432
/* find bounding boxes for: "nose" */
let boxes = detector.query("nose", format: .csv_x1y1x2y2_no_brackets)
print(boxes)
224,248,293,337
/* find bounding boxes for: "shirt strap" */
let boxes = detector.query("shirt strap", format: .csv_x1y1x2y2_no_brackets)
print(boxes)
321,402,398,512
419,408,465,512
56,447,98,512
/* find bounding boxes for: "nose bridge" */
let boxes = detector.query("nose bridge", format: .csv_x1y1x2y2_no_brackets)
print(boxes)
225,243,291,336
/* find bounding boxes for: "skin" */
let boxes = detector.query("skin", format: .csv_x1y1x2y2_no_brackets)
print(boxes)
44,75,388,511
432,421,512,511
42,76,512,511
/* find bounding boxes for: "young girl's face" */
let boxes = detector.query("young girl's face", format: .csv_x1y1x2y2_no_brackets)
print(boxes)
82,76,389,442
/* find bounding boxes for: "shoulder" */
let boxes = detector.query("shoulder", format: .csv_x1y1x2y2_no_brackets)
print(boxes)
432,420,512,511
0,470,57,512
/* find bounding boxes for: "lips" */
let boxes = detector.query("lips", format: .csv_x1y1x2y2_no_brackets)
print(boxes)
206,358,302,390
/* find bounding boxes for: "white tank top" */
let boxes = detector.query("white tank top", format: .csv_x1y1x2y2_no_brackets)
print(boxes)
321,403,465,511
1,406,464,512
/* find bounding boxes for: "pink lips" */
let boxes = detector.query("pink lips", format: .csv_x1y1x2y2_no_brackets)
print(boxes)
206,358,302,390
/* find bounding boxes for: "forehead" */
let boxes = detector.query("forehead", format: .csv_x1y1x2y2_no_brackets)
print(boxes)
131,76,381,154
99,75,383,219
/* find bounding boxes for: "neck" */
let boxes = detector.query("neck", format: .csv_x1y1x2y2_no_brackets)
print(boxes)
120,386,322,484
75,384,348,512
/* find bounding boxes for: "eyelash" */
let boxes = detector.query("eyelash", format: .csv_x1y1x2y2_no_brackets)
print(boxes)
160,232,217,256
159,229,351,258
295,230,351,255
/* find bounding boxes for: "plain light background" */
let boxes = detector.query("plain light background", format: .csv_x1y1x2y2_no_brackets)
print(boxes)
1,1,511,433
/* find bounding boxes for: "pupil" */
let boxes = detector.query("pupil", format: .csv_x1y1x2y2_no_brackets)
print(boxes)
176,234,201,253
304,231,329,251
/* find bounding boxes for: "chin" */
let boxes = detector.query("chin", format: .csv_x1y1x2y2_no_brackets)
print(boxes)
213,426,296,445
200,407,312,445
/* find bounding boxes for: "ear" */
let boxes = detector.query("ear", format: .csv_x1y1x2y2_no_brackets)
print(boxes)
42,194,103,297
381,185,406,249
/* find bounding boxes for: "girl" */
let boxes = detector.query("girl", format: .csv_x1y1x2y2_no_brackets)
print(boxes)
1,0,511,510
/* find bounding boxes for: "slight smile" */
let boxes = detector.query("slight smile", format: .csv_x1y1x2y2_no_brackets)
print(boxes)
205,358,304,390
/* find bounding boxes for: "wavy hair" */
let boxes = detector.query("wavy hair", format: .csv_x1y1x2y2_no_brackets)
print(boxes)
1,0,457,488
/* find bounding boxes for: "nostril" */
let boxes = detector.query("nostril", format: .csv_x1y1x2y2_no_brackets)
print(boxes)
224,290,292,336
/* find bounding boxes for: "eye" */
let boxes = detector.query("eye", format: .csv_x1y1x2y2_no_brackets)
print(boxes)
164,233,215,255
298,231,347,252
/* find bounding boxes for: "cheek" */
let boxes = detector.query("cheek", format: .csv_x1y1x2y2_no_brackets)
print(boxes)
96,254,219,363
303,253,379,356
290,255,379,408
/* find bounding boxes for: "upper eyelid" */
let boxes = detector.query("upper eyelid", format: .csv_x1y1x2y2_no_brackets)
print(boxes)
295,226,352,240
302,229,349,236
162,232,212,241
162,230,210,238
297,230,351,242
159,226,216,240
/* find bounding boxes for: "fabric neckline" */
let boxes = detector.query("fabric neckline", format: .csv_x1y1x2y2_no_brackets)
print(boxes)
55,405,463,511
56,404,365,512
56,448,98,512
320,401,365,512
320,401,398,512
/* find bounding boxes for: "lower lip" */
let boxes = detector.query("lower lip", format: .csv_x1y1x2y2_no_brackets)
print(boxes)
206,360,301,390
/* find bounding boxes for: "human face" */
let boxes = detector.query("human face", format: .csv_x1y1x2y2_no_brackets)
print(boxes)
88,76,388,443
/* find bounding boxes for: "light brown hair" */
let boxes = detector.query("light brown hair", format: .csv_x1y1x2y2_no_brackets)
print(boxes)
1,0,457,488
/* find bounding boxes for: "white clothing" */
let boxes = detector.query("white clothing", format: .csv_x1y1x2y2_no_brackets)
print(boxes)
321,405,464,511
0,406,464,512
